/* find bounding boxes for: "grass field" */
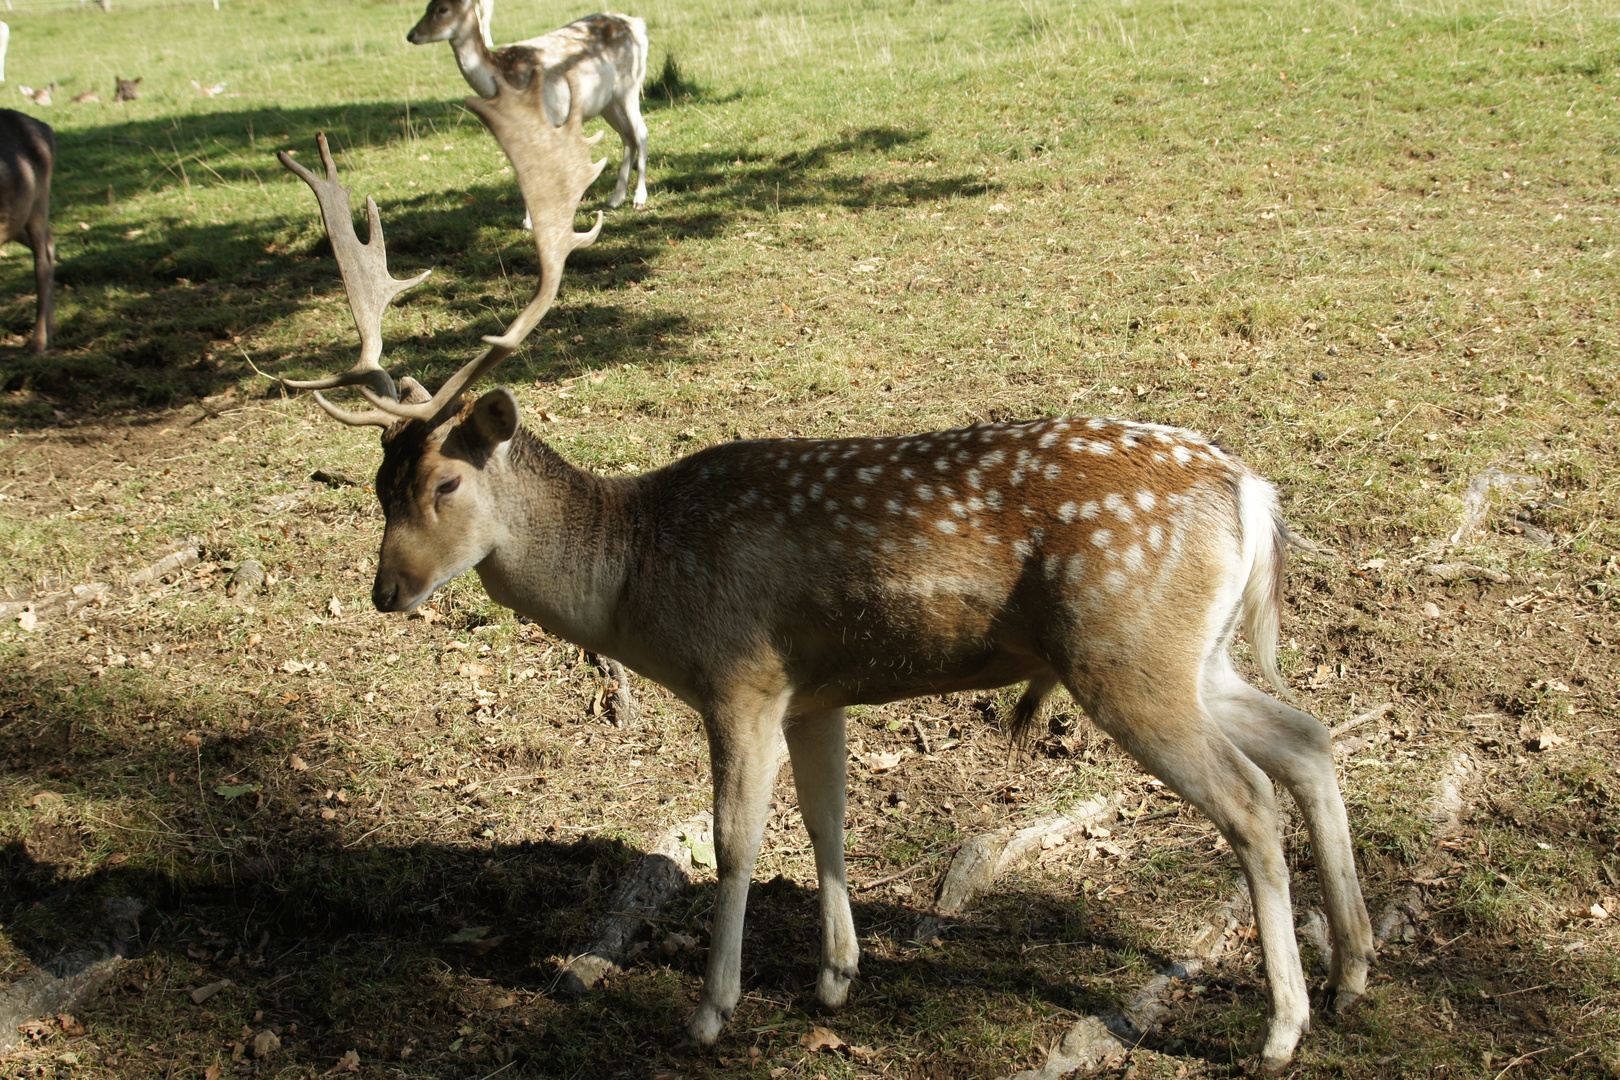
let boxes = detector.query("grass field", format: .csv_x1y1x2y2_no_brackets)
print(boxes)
1,0,1618,1076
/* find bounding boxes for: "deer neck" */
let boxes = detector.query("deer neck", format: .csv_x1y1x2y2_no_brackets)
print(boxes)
471,427,635,653
451,29,500,98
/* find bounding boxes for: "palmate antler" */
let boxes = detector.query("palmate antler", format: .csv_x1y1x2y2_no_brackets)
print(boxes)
278,68,607,429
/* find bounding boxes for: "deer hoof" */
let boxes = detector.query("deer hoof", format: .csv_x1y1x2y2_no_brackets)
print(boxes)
815,966,853,1009
686,1002,730,1047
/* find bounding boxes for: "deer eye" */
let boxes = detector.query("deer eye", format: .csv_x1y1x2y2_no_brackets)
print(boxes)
436,476,461,498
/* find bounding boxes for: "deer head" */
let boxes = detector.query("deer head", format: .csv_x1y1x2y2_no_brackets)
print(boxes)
273,70,606,609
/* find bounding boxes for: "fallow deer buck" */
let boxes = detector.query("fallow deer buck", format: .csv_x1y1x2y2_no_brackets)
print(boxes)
0,108,54,352
407,0,649,211
272,91,1372,1080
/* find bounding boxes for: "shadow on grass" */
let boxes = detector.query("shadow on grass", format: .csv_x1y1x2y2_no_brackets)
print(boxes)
0,103,990,429
0,665,1599,1076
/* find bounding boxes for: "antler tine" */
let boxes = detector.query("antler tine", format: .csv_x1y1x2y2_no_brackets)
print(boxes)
356,68,608,428
276,133,430,402
311,389,396,429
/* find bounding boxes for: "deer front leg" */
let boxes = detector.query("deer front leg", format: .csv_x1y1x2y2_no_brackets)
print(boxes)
784,707,858,1008
688,689,788,1046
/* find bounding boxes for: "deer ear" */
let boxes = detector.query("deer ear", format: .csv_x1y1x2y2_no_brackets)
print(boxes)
468,387,520,448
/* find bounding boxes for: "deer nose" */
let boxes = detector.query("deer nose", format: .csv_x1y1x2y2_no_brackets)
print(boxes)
372,577,400,612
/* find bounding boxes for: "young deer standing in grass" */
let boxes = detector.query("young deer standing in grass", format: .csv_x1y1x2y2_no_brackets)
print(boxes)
0,108,54,352
272,80,1372,1077
407,0,649,210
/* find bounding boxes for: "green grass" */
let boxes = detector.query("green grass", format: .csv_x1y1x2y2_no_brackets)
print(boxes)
1,0,1619,1077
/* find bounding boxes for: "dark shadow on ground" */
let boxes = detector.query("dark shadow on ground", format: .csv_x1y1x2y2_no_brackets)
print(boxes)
0,104,991,429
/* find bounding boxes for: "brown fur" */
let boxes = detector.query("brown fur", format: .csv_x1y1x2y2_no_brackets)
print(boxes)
0,109,54,351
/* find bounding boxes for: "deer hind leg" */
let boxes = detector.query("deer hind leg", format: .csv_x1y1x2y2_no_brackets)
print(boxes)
1077,679,1311,1074
1204,662,1373,1010
688,688,790,1046
783,707,859,1009
599,97,648,209
23,215,52,352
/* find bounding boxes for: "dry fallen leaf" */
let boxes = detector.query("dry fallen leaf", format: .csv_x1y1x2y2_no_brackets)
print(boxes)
190,979,231,1004
1533,728,1566,751
331,1049,360,1073
16,606,36,632
252,1029,280,1058
863,751,903,773
459,662,494,679
289,754,308,771
182,732,203,749
326,597,343,618
801,1025,847,1052
204,1064,222,1080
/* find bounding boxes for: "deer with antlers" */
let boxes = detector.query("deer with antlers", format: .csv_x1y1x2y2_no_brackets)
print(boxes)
272,71,1372,1076
407,0,649,211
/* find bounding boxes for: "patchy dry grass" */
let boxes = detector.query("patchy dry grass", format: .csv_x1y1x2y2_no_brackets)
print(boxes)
1,0,1619,1077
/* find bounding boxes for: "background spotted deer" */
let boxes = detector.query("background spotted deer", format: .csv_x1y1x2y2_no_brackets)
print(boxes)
272,91,1372,1078
407,0,649,210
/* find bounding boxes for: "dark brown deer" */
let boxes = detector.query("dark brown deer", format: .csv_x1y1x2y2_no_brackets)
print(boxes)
407,0,648,210
271,82,1372,1079
0,108,54,352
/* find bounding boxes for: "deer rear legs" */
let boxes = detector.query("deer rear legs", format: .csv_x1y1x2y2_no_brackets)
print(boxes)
1205,670,1374,1009
1087,693,1312,1074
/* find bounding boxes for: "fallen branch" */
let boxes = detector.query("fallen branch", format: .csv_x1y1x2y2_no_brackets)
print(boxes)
1331,702,1394,738
554,813,710,995
0,538,201,622
0,898,143,1053
913,795,1114,942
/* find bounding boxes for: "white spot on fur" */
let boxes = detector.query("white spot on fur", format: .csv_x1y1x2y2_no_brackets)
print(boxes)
917,484,935,501
1043,462,1062,480
886,499,903,515
857,465,883,483
1079,500,1101,520
1092,529,1113,548
1172,445,1193,465
1148,524,1163,550
936,519,959,535
1135,490,1157,511
1039,430,1060,449
1104,492,1135,522
1124,545,1144,574
1013,539,1032,559
1105,569,1129,593
1057,501,1079,523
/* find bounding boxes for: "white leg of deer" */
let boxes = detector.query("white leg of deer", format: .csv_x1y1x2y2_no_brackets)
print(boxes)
1085,688,1310,1074
599,98,648,209
784,707,858,1008
688,688,789,1046
1204,666,1374,1008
